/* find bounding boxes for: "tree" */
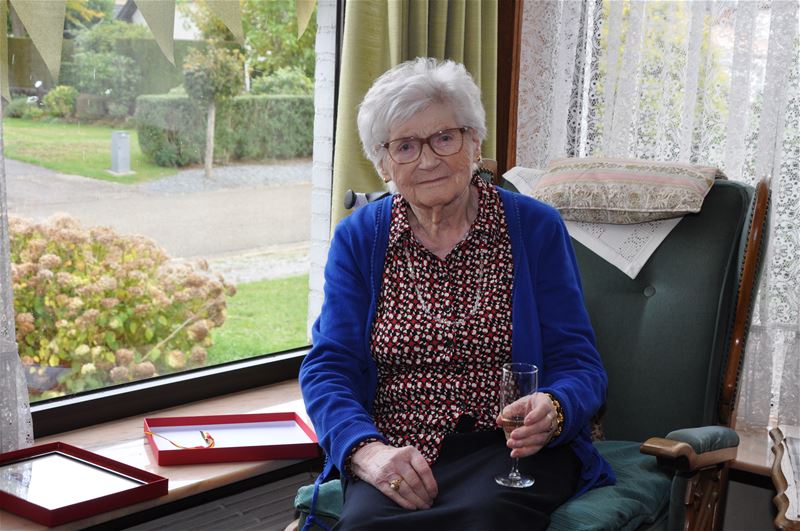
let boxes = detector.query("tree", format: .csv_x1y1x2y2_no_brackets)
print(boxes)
183,45,244,178
61,20,150,118
7,0,113,37
74,19,152,53
64,0,113,37
181,0,316,79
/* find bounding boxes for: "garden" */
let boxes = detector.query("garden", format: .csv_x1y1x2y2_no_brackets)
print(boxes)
4,0,316,401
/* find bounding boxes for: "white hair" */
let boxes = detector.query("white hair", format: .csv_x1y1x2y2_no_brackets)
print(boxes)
357,58,487,172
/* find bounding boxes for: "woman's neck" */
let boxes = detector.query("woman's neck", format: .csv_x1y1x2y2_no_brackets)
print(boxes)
408,185,478,259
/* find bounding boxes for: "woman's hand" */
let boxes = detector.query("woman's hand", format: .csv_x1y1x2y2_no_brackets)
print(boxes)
350,441,438,510
495,392,557,458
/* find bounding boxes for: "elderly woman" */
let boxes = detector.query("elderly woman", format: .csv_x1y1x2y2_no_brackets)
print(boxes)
300,58,614,530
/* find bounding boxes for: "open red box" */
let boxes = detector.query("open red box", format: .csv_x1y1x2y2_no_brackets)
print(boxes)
0,441,168,527
143,412,321,466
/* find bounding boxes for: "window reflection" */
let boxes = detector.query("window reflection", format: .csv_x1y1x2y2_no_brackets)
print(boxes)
0,453,142,509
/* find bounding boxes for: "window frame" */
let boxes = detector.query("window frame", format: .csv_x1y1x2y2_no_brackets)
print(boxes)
31,348,308,438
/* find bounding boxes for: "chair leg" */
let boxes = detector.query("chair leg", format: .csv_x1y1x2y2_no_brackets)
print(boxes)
683,464,729,531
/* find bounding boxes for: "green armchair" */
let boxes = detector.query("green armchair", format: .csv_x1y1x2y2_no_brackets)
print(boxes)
544,176,770,530
295,174,771,531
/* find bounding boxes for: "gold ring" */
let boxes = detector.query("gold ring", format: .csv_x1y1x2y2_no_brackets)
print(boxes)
389,478,403,491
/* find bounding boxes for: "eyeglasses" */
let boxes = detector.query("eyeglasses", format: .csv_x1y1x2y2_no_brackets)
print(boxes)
381,127,468,164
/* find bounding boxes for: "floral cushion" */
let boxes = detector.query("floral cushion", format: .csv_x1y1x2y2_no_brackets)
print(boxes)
532,157,725,224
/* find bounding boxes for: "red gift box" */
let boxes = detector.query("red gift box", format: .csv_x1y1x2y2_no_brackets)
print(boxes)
0,441,168,527
143,412,321,466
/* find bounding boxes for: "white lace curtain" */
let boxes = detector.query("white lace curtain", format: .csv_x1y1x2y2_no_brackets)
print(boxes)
0,105,34,453
516,0,800,431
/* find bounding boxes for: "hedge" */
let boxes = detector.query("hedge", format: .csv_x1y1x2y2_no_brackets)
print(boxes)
135,94,313,166
135,95,206,166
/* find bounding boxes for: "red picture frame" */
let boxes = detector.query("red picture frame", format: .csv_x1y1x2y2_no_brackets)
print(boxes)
0,441,168,527
143,412,321,466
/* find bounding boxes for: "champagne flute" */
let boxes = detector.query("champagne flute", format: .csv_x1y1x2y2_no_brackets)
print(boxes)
495,362,538,488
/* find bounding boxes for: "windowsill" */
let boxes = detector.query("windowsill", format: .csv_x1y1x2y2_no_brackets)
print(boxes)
1,379,309,530
1,382,776,530
733,426,776,477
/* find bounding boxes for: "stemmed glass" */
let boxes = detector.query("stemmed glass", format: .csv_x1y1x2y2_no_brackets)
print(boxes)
495,362,538,488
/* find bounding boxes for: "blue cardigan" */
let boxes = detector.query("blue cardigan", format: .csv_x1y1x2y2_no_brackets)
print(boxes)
300,187,615,498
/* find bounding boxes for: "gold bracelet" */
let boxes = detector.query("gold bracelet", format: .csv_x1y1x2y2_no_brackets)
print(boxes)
544,393,565,439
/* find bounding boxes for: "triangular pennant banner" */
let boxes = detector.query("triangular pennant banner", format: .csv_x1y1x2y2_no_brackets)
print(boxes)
134,0,176,65
206,0,244,45
0,1,10,102
296,0,316,39
9,0,66,82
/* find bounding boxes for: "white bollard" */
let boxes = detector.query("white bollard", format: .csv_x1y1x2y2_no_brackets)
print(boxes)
110,131,133,175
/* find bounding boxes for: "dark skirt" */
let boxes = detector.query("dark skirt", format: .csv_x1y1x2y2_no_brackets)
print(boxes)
336,430,581,531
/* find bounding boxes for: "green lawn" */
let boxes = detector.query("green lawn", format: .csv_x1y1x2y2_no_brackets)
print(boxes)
208,275,309,364
2,118,176,183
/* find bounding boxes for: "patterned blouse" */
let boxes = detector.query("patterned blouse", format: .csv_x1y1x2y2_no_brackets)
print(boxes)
369,175,515,464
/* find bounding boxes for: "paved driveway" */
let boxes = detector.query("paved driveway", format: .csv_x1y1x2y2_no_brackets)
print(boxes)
5,159,312,281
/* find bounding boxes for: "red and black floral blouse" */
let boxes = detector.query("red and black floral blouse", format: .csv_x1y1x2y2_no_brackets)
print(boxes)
369,175,515,464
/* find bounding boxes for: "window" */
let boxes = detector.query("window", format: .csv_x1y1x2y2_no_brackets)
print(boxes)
3,0,339,435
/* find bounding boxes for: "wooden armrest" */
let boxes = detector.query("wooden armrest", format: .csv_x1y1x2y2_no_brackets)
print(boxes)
641,437,738,473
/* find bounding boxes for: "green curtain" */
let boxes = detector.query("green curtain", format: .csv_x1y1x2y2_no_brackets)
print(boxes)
331,0,498,225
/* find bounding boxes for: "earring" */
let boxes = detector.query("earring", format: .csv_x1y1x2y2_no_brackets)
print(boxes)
474,153,493,182
383,176,390,183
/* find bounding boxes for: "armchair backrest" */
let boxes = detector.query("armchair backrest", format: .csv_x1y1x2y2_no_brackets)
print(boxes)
571,179,770,442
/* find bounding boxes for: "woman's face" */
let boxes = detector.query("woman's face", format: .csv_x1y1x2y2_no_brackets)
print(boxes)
379,104,479,211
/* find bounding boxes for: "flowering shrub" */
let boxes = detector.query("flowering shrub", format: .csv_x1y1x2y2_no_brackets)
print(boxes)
9,215,235,400
43,85,79,118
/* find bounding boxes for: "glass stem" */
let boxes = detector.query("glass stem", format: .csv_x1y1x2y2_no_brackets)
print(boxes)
509,457,522,479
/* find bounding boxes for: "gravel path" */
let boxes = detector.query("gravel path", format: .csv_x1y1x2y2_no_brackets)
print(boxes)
137,159,312,195
205,243,310,284
6,157,314,283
